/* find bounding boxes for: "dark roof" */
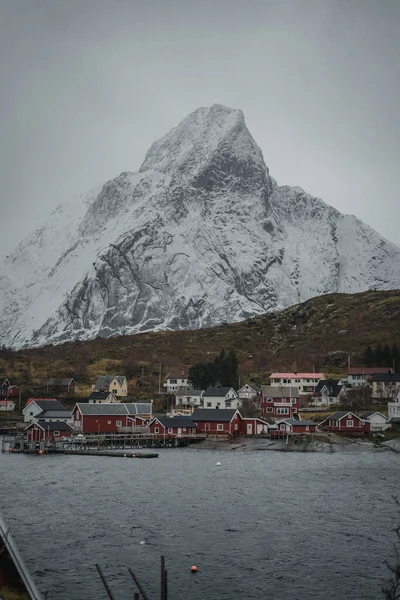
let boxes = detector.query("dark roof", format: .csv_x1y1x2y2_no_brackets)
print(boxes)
26,420,73,431
348,367,392,375
359,411,387,420
203,387,235,397
38,410,70,418
32,400,66,412
88,391,114,400
322,411,358,422
191,408,238,422
261,386,300,398
277,419,316,426
94,375,127,389
371,373,400,382
313,380,343,397
47,378,74,386
126,403,152,415
0,378,10,386
155,417,197,429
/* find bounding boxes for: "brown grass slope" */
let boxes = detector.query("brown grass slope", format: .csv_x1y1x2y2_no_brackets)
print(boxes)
1,290,399,395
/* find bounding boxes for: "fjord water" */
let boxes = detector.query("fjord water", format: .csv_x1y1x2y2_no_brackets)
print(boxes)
0,449,399,600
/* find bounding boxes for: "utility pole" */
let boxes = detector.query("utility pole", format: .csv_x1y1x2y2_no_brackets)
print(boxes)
158,363,162,394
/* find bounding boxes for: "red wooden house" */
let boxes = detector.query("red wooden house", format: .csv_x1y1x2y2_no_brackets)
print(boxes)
260,386,300,418
46,378,75,394
25,420,73,442
72,403,152,434
0,378,20,400
191,408,242,437
271,419,318,438
319,411,370,435
147,416,198,439
239,417,270,436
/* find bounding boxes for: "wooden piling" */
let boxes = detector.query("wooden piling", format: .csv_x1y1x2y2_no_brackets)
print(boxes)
95,564,115,600
128,567,150,600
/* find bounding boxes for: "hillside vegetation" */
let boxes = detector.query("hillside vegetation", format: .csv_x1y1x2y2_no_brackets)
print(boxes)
0,290,399,399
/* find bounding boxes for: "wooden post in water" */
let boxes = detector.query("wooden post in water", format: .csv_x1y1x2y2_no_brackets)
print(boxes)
161,555,165,600
128,567,150,600
95,564,116,600
134,594,140,600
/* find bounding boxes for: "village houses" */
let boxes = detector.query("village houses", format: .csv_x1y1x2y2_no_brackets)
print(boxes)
163,372,192,398
388,388,400,422
319,411,370,435
237,383,261,400
310,379,347,407
0,378,20,401
0,399,16,412
347,367,392,388
88,391,119,404
23,399,72,424
46,378,75,394
371,373,400,401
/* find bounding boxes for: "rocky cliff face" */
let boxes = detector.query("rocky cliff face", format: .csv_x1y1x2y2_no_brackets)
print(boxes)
1,104,399,348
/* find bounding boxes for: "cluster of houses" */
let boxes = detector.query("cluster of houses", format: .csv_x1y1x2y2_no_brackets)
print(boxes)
2,366,400,443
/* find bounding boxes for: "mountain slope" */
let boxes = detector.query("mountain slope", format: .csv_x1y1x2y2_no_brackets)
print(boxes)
1,104,399,349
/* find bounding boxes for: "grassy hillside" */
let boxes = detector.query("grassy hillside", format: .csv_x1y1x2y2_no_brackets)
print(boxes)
0,290,399,399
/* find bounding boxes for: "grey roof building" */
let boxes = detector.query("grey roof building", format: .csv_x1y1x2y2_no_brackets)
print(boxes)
191,408,238,422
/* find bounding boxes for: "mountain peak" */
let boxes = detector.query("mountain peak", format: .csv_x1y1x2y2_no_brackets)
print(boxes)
139,104,267,191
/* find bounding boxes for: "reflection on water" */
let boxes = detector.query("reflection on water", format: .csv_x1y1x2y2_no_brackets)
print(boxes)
0,448,399,599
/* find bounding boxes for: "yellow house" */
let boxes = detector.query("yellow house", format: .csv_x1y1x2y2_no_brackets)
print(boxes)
93,375,128,398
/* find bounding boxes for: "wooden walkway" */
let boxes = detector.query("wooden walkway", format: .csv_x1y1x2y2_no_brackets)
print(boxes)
0,511,44,600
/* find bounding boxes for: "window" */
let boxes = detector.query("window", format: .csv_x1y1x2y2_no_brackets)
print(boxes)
226,401,231,407
277,407,289,415
292,398,296,403
53,431,60,436
234,423,238,430
216,402,221,406
155,427,159,433
207,402,212,407
205,423,210,431
267,407,273,413
183,428,186,432
217,424,223,431
113,389,117,394
346,420,354,427
267,397,272,403
280,424,286,430
107,420,111,424
305,426,309,431
170,379,177,384
29,411,34,416
116,420,122,427
168,428,173,434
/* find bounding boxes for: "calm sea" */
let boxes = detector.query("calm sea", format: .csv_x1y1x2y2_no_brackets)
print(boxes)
0,447,399,600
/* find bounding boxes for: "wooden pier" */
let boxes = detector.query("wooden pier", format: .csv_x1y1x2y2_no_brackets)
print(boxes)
53,449,159,458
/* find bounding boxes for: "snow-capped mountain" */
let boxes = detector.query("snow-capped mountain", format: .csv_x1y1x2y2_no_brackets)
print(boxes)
1,104,399,348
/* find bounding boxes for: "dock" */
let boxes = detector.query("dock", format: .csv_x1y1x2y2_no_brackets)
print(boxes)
53,449,159,458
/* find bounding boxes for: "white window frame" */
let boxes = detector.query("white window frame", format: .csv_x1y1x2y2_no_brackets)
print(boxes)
154,427,159,433
168,427,173,434
107,420,111,424
346,420,354,427
116,420,122,427
217,424,223,431
53,431,60,436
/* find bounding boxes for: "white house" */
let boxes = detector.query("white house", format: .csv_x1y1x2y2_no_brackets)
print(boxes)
202,386,240,409
237,384,260,400
93,375,128,398
372,374,400,400
0,400,16,412
164,372,192,398
310,380,347,407
347,367,392,388
359,411,390,432
269,372,324,396
22,399,72,424
388,388,400,422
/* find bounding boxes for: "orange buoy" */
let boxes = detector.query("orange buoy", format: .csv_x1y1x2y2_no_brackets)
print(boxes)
132,454,136,458
190,566,198,573
9,447,13,452
38,450,43,455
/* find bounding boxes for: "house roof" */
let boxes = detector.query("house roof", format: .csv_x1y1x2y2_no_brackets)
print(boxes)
277,419,316,426
26,420,73,432
39,410,71,418
26,400,66,412
348,367,392,375
203,386,235,397
0,400,14,405
371,373,400,382
166,372,188,379
153,417,196,429
88,391,114,400
0,378,10,386
270,373,324,379
313,380,343,397
126,403,152,415
47,378,74,385
322,411,359,422
359,411,387,421
191,408,238,422
25,397,58,406
261,386,299,398
185,390,204,396
76,403,152,416
94,375,126,388
238,384,261,393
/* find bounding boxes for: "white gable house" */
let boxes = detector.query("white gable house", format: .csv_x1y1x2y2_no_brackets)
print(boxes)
237,384,260,400
202,387,240,410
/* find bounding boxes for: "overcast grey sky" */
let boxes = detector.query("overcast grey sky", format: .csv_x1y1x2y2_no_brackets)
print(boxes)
1,0,399,259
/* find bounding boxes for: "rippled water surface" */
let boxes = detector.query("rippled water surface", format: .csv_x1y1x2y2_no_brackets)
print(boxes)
0,448,399,600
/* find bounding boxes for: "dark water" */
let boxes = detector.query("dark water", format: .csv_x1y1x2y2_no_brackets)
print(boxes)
0,448,399,600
